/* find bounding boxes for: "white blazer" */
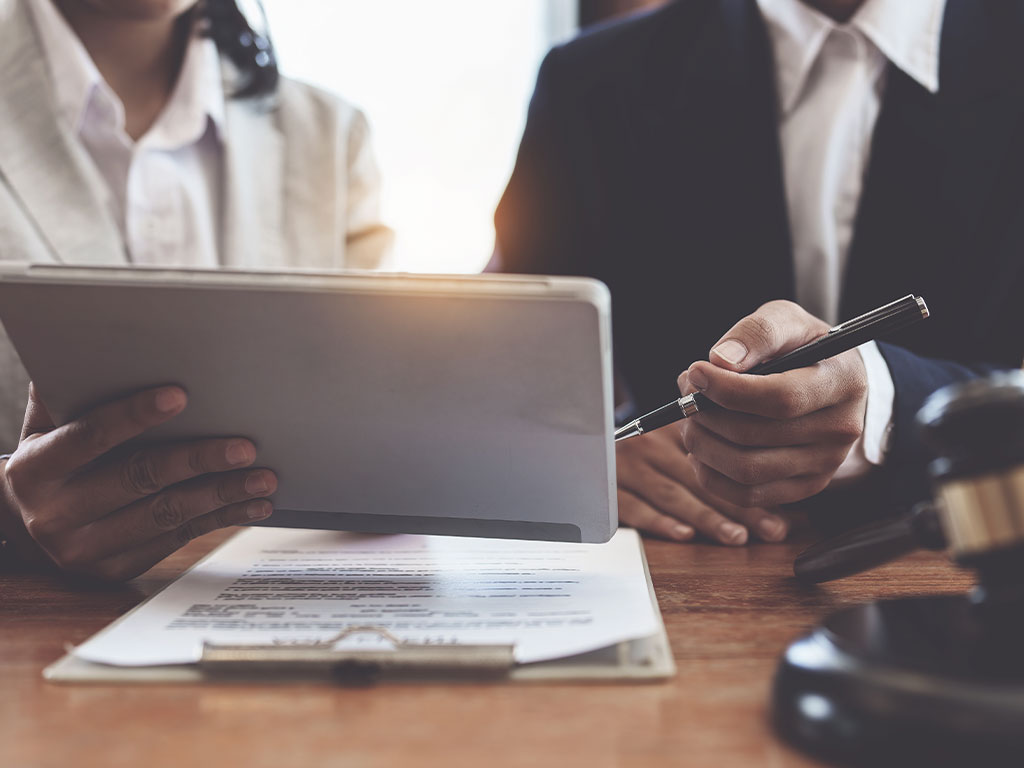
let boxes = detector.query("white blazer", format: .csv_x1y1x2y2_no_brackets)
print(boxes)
0,0,392,449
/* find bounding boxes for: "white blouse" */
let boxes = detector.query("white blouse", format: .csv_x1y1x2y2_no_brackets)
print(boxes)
29,0,225,267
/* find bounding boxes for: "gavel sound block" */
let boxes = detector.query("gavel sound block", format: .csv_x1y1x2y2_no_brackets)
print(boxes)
773,373,1024,767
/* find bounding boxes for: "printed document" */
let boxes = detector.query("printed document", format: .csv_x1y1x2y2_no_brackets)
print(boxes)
73,527,660,666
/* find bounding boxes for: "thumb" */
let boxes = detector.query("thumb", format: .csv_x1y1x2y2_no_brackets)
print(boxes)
20,382,56,441
708,300,827,373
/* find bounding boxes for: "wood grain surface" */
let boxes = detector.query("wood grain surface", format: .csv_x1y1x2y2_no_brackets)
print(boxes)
0,526,972,768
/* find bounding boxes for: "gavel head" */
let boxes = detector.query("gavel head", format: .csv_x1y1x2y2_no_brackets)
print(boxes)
918,371,1024,610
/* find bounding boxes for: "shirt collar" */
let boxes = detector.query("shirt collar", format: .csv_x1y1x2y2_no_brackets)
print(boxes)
147,34,227,150
756,0,946,114
26,0,225,147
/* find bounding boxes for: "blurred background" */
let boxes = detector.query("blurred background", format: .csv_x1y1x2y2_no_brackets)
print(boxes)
262,0,662,273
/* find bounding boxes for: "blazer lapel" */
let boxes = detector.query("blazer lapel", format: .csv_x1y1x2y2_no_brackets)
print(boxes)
0,0,124,266
220,83,285,269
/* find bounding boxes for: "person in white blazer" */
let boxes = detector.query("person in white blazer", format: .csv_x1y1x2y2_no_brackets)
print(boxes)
0,0,392,579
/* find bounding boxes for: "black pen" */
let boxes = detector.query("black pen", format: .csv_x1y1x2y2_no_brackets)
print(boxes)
614,294,930,442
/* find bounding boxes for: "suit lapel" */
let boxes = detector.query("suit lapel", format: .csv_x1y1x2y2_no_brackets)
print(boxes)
599,0,794,286
932,0,1024,243
650,0,794,307
843,0,1024,324
0,0,124,265
588,0,794,407
718,0,795,303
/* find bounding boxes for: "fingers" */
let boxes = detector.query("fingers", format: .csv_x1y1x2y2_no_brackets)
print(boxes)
4,384,282,582
712,503,790,543
610,436,757,548
672,305,869,510
679,300,864,422
645,435,790,541
618,488,694,543
621,451,747,545
684,403,862,449
90,500,274,582
67,437,259,522
23,386,187,478
680,420,850,489
616,432,787,545
20,382,55,440
685,355,860,419
705,300,828,373
80,468,277,561
689,453,832,508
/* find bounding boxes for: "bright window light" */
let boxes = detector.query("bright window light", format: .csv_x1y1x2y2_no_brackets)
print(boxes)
261,1,578,273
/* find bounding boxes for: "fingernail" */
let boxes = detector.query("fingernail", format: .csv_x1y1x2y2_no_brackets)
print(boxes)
757,517,787,542
671,524,694,541
226,440,255,466
688,366,709,391
155,388,186,413
711,339,748,367
719,522,748,545
245,471,271,495
246,501,272,520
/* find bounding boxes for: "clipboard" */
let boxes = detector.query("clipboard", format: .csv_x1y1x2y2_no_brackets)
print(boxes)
43,536,675,684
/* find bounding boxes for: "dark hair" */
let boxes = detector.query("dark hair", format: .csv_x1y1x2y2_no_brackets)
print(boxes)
201,0,279,98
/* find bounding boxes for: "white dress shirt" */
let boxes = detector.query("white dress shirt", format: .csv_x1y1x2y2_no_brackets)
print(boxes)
28,0,224,268
756,0,946,474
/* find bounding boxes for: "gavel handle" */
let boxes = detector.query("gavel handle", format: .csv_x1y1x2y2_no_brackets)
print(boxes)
793,503,946,583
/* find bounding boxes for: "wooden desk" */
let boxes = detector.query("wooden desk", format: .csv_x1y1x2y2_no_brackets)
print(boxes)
0,530,971,768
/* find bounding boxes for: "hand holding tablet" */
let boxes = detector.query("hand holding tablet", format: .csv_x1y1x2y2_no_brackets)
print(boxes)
0,383,277,580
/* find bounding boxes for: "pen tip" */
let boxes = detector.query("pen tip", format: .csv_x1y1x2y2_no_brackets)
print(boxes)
614,422,642,442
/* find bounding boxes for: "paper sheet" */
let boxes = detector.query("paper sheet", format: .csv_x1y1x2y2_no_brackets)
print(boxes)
73,527,660,666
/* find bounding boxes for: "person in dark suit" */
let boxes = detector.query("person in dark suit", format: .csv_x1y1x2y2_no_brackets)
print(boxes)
493,0,1024,545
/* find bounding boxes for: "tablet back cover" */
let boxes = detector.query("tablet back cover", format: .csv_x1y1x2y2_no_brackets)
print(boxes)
0,269,616,543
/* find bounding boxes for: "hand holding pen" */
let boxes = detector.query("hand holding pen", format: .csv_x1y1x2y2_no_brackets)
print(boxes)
614,296,928,543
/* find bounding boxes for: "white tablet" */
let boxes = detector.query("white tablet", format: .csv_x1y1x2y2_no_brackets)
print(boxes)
0,265,616,543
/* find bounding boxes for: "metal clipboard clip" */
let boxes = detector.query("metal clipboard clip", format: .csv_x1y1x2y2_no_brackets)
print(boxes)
198,627,516,683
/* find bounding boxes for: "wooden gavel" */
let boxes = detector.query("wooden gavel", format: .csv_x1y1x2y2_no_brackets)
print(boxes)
795,371,1024,610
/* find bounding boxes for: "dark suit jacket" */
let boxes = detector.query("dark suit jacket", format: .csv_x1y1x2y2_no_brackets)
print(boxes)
494,0,1024,516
